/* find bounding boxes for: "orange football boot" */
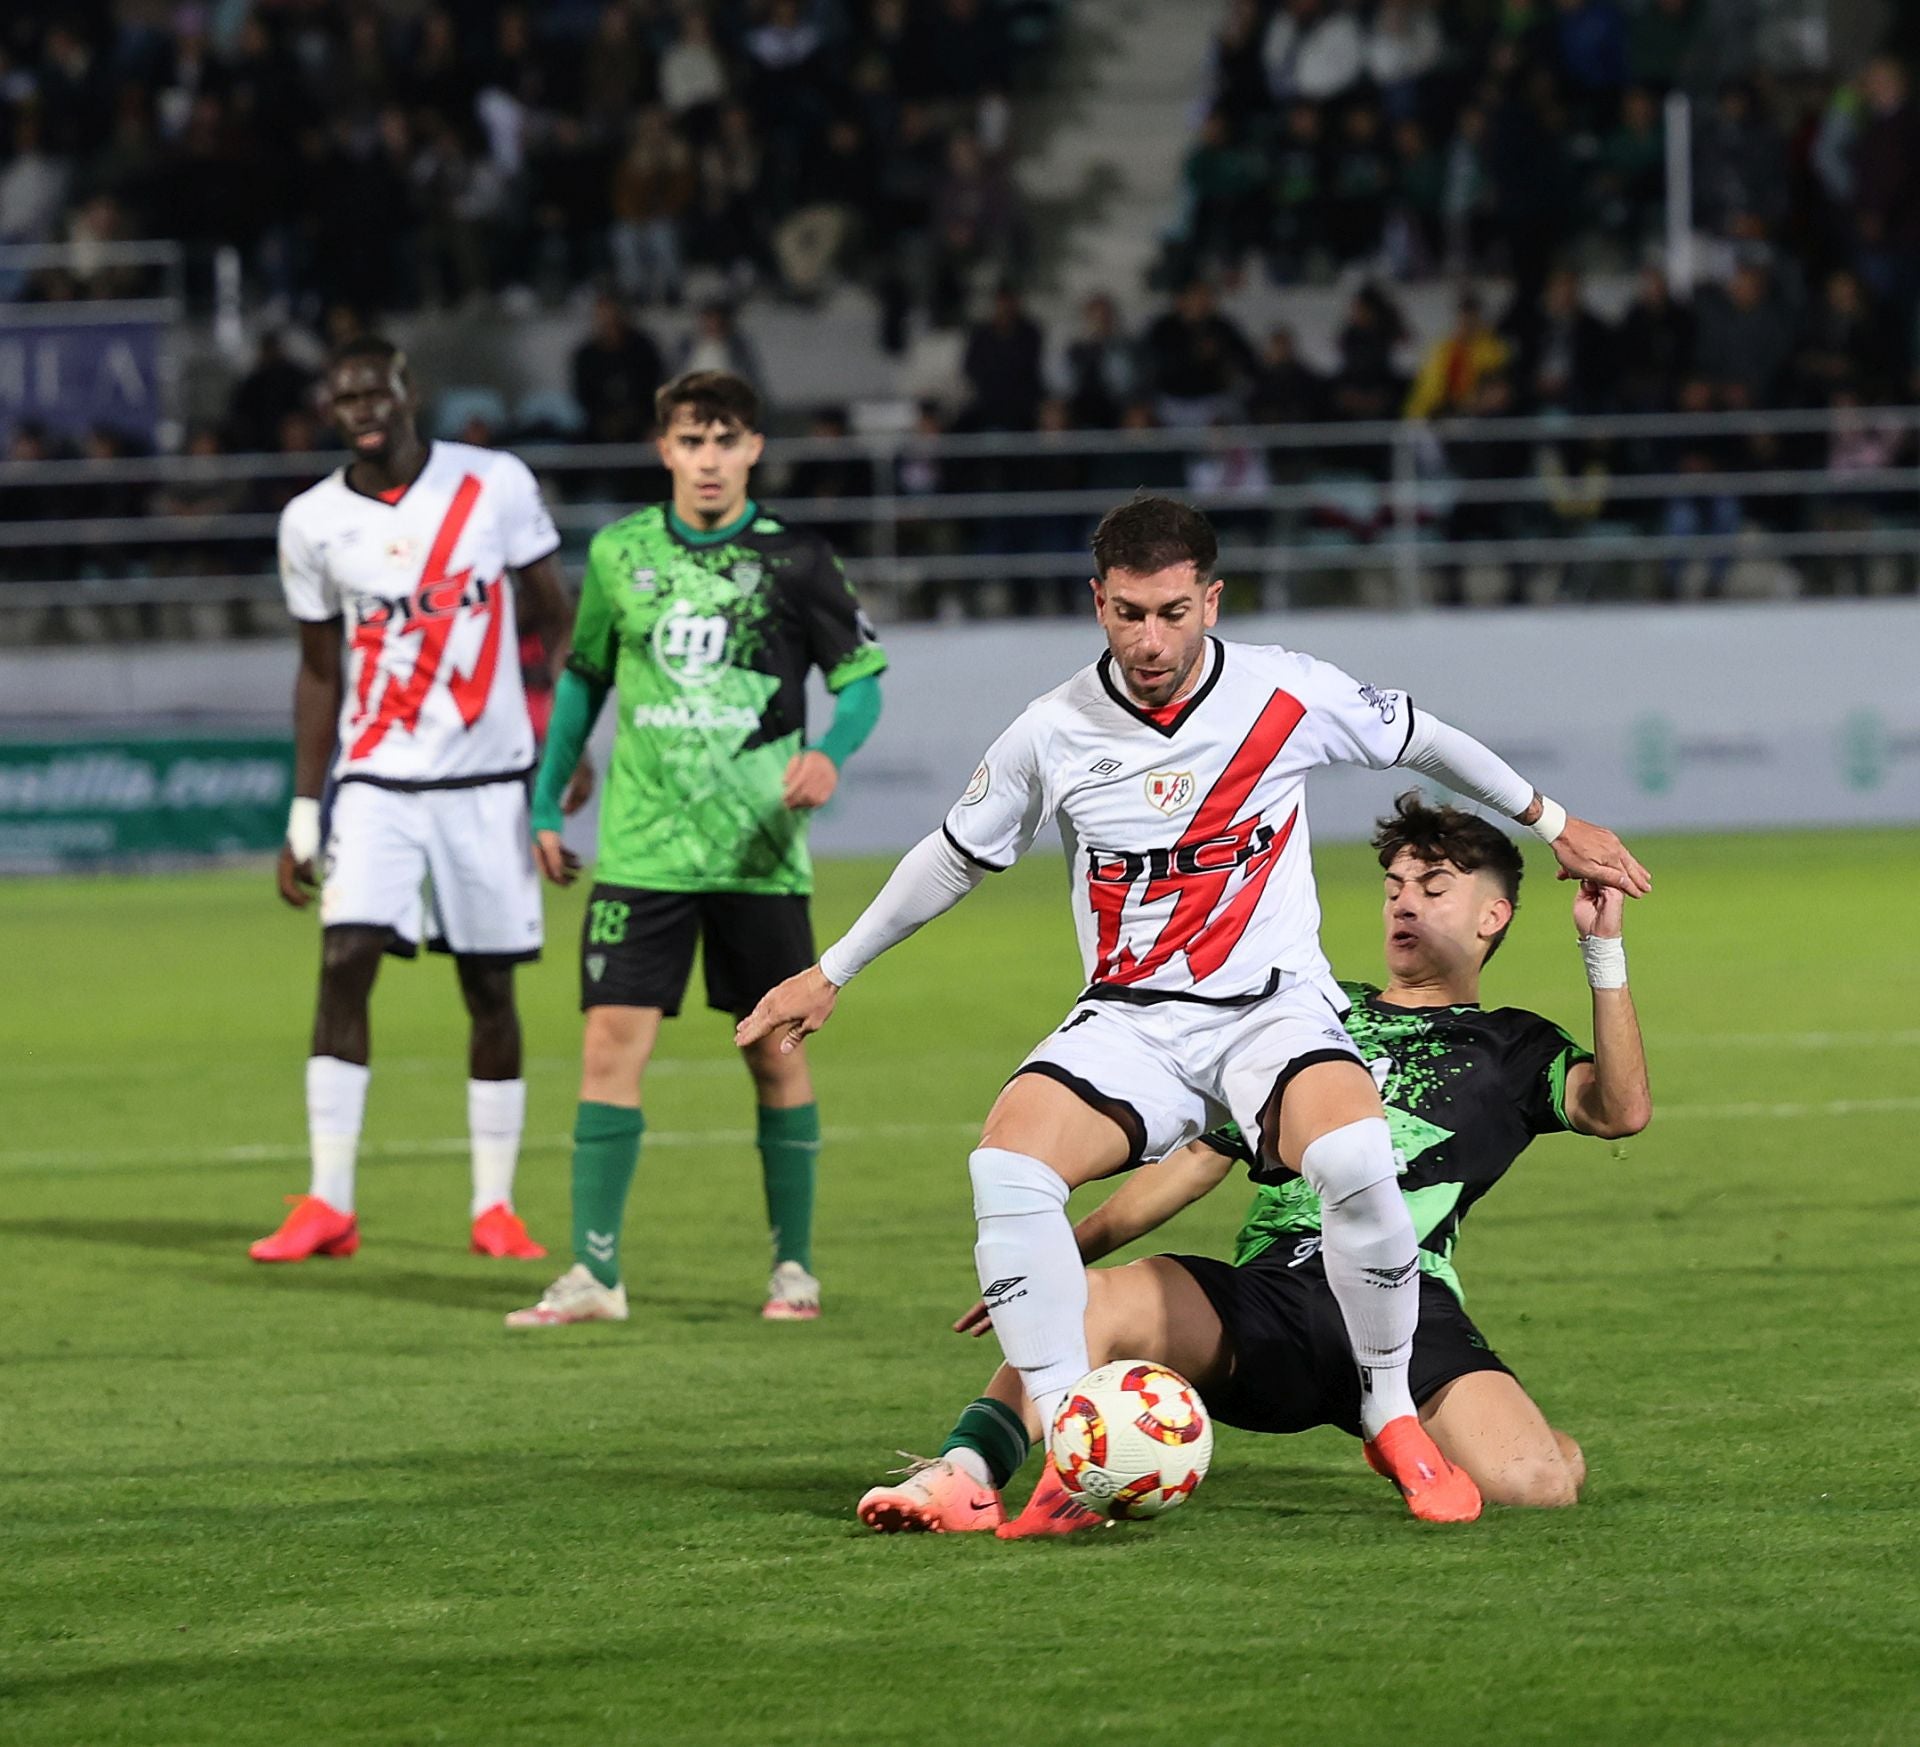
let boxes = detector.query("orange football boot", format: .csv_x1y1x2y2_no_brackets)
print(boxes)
249,1194,359,1262
1363,1416,1483,1522
470,1203,547,1259
995,1462,1109,1539
856,1457,1004,1533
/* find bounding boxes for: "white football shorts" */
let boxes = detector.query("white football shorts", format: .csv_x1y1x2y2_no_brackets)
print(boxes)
320,779,543,959
1014,973,1362,1165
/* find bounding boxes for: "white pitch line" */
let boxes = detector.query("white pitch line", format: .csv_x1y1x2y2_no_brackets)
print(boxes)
1,1096,1916,1178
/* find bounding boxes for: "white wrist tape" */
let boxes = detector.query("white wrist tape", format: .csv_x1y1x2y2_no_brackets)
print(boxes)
1580,935,1627,990
287,796,322,865
1528,796,1568,845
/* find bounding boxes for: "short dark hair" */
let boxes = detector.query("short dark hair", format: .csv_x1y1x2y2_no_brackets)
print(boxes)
1372,790,1524,963
1090,495,1218,583
656,370,761,434
328,333,405,375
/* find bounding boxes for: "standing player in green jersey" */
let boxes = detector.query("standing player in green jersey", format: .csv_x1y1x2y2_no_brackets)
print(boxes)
507,371,887,1327
856,793,1652,1533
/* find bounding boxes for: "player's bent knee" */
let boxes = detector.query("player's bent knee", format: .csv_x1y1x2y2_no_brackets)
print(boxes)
1297,1117,1397,1206
1487,1454,1580,1509
969,1147,1069,1221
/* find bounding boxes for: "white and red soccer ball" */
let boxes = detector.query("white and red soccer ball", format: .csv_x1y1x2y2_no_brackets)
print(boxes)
1046,1360,1214,1520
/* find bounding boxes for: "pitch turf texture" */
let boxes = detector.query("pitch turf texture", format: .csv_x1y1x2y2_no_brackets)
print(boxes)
4,830,1916,1747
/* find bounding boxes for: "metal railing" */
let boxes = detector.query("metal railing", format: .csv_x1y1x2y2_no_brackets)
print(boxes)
2,404,1916,631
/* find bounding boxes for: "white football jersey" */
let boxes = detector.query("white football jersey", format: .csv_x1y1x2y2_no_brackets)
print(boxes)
944,638,1414,1002
279,441,561,786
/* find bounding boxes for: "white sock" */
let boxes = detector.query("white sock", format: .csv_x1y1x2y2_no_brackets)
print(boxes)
946,1447,996,1489
1302,1118,1420,1439
306,1056,369,1213
468,1077,526,1217
969,1147,1088,1433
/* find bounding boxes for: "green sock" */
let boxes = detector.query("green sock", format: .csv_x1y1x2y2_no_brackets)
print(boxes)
571,1101,644,1287
757,1102,820,1272
940,1397,1031,1489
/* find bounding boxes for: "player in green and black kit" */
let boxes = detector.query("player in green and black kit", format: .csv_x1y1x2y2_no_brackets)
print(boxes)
507,371,887,1328
856,793,1652,1534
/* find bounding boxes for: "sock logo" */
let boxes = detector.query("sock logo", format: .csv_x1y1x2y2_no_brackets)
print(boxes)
982,1275,1028,1309
585,1230,616,1262
1362,1259,1419,1288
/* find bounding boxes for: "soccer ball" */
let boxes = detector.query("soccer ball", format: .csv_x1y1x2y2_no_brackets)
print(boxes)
1046,1360,1214,1520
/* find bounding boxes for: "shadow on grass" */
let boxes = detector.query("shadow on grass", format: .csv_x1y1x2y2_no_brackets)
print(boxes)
0,1215,263,1252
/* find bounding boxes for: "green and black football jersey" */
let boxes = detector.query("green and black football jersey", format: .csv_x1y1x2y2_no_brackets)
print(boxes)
1219,980,1594,1303
567,500,887,894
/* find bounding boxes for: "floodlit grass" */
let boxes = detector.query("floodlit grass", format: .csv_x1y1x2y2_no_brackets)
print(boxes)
2,831,1915,1745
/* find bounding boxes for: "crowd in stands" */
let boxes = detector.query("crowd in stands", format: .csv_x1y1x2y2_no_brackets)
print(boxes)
0,0,1055,336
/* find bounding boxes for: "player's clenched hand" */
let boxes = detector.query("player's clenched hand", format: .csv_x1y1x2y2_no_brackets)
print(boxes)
1574,879,1624,938
735,964,839,1054
276,844,318,909
1549,815,1652,898
561,753,596,817
954,1298,993,1338
534,829,581,887
782,750,838,811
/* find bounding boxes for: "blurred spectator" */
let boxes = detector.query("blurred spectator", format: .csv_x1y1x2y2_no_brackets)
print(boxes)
1553,0,1630,109
1592,86,1666,251
1326,102,1392,265
1089,401,1188,494
1503,268,1610,413
1661,377,1741,596
1249,325,1327,424
1694,81,1789,240
226,332,316,453
1851,57,1920,328
675,301,765,389
1693,257,1795,409
961,285,1046,432
1613,265,1695,414
1791,270,1895,406
1263,0,1364,107
657,11,725,143
1330,282,1409,422
572,292,665,444
1388,119,1445,275
0,108,72,245
1142,281,1258,426
930,134,1023,326
1628,0,1702,91
610,108,697,307
1406,293,1510,420
788,408,869,554
774,119,870,300
1210,0,1271,127
1267,104,1329,280
1365,1,1444,121
1182,110,1268,277
1440,105,1495,274
1059,293,1140,430
692,104,768,295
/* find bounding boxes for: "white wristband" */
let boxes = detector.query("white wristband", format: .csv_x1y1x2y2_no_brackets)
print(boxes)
287,796,322,866
1527,795,1568,845
1580,935,1627,990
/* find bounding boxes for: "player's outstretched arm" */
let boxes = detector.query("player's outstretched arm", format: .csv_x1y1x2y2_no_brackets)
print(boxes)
1562,883,1653,1139
1398,710,1652,896
734,827,990,1052
278,619,343,908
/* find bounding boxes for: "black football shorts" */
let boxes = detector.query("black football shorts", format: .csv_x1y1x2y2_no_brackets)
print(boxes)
1165,1247,1514,1438
578,884,815,1017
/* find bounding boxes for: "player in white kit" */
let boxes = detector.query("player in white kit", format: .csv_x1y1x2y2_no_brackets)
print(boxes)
251,336,574,1265
739,497,1650,1522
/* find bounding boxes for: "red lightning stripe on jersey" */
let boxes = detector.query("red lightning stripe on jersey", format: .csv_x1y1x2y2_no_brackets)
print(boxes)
346,474,484,761
1093,688,1306,987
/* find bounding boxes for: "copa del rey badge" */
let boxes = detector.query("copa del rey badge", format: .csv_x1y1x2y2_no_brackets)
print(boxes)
1144,769,1196,815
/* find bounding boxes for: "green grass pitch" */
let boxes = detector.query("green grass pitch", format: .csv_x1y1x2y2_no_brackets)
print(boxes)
3,829,1916,1746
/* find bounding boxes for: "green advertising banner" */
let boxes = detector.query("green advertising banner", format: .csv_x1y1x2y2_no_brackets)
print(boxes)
0,737,292,871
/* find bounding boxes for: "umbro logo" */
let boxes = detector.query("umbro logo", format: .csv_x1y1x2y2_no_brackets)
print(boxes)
1091,758,1122,776
981,1276,1025,1300
1362,1259,1419,1288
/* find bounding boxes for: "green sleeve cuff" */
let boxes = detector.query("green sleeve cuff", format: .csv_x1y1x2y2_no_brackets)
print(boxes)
531,667,608,834
825,644,888,693
816,673,883,770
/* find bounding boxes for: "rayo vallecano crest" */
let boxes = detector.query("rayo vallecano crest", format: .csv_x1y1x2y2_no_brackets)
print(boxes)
1144,769,1195,814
